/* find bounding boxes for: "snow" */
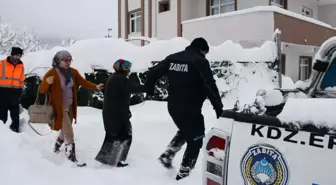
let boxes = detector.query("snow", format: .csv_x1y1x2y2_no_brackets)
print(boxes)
217,63,284,110
325,86,336,90
295,80,310,90
0,35,302,184
207,40,277,62
0,101,222,185
0,19,48,55
208,148,225,161
20,37,278,77
263,89,284,106
314,36,336,63
277,98,336,129
281,75,296,89
182,6,335,30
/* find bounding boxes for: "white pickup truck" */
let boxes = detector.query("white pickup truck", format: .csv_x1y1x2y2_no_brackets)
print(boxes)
202,38,336,185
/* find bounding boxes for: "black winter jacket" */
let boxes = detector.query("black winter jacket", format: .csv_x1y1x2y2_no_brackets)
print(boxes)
102,72,146,135
145,46,223,112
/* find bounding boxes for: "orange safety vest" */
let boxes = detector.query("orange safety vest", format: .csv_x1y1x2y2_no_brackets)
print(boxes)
0,59,25,89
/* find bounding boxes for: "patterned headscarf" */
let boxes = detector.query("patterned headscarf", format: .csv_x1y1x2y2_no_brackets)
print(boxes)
113,59,132,72
52,50,73,85
52,50,72,67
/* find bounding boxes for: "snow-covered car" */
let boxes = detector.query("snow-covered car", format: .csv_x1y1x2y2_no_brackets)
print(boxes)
202,37,336,185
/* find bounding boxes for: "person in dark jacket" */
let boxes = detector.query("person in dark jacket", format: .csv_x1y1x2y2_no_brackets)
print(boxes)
0,47,25,133
95,59,146,167
145,37,224,180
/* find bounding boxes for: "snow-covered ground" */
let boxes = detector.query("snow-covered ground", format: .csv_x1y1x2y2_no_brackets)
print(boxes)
0,36,297,185
0,101,220,185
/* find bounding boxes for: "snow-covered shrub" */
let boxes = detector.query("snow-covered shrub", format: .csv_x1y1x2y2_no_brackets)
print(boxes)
61,39,76,47
0,18,47,55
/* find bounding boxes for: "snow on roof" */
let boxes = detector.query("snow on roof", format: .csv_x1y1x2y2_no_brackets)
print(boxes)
207,40,277,62
277,98,336,130
21,37,277,75
182,6,335,30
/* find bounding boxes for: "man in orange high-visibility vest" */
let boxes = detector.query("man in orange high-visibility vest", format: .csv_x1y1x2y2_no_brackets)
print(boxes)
0,47,25,133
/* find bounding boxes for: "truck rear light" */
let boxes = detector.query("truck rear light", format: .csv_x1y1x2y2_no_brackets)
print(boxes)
206,136,226,150
203,128,230,185
206,178,221,185
206,136,226,160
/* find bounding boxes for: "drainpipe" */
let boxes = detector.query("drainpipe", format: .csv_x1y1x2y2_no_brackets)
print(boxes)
274,32,282,88
155,0,158,37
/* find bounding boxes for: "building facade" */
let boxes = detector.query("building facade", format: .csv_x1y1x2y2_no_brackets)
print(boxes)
118,0,336,82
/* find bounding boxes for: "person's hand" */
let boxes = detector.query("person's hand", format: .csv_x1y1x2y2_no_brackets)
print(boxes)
46,76,55,85
96,84,104,90
215,108,223,119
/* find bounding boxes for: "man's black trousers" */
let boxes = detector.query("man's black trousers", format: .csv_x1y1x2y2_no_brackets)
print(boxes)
0,97,20,129
163,103,205,170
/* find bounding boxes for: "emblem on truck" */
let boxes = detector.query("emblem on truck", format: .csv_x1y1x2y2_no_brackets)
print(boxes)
240,143,289,185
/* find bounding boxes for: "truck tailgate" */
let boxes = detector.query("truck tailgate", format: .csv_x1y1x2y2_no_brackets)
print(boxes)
227,120,336,185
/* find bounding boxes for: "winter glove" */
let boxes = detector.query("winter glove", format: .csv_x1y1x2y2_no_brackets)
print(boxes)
215,108,223,119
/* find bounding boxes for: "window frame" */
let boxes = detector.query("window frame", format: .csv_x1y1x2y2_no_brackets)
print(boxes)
159,0,170,13
269,0,288,9
208,0,236,16
299,56,312,81
129,10,142,34
301,6,313,18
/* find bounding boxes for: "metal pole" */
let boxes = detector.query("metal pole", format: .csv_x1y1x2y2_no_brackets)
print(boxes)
275,32,282,88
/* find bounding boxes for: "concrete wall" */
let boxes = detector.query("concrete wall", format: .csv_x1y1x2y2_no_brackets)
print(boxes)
182,11,275,46
120,0,126,38
287,0,319,19
318,4,336,27
282,43,317,81
154,0,178,39
128,0,141,11
182,0,206,21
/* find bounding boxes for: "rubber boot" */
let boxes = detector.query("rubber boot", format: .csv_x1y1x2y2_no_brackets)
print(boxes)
53,137,64,154
65,143,86,167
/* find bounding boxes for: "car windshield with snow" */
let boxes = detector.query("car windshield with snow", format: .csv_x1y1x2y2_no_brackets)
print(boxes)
203,37,336,185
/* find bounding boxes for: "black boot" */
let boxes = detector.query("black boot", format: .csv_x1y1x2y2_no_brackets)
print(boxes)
53,137,64,154
9,124,19,133
176,166,191,180
175,136,203,180
158,150,175,169
65,143,86,167
117,161,129,167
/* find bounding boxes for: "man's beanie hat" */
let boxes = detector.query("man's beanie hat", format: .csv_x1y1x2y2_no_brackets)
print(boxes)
11,47,23,56
113,59,132,72
190,37,209,52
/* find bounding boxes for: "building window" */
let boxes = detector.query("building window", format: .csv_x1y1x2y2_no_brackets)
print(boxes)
270,0,286,8
129,11,141,33
299,57,312,81
302,6,313,18
159,0,170,13
210,0,235,15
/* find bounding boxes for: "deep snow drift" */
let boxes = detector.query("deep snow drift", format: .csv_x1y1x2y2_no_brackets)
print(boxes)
21,37,277,75
0,101,221,185
0,37,296,185
18,37,293,108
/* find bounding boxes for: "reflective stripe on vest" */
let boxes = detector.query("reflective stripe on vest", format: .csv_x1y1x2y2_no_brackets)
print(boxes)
0,60,24,89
